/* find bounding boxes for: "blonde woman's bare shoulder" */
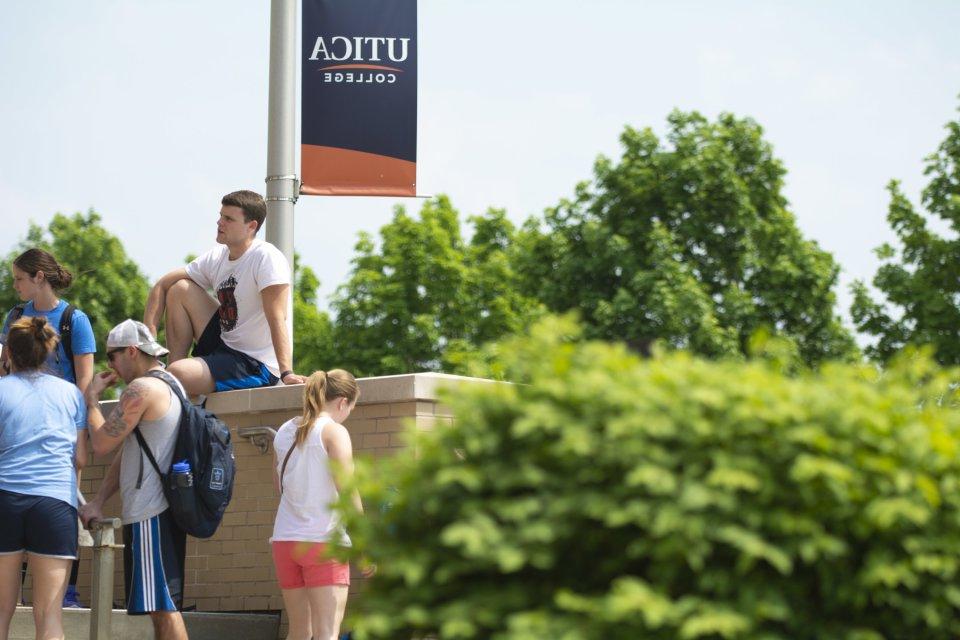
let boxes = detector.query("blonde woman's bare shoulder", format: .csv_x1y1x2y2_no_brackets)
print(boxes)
321,420,353,451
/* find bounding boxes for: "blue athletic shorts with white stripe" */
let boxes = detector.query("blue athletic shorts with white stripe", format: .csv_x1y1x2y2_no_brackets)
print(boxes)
123,510,186,614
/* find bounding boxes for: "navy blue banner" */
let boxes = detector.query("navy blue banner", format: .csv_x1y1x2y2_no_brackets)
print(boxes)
301,0,417,196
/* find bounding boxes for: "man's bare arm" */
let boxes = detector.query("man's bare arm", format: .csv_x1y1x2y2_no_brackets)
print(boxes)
144,267,191,335
96,451,122,505
261,283,305,384
79,451,122,527
86,375,152,457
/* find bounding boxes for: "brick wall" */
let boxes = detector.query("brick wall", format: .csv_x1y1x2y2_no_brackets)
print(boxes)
22,372,474,636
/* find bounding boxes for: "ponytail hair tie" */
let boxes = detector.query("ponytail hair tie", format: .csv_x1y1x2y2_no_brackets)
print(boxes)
31,316,46,337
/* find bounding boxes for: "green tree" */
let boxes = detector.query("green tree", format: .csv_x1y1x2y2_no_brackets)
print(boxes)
515,110,858,366
330,196,541,376
292,254,335,374
0,211,150,363
851,105,960,365
339,317,960,639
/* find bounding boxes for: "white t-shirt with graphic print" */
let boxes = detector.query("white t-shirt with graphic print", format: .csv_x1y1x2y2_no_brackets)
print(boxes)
185,239,291,375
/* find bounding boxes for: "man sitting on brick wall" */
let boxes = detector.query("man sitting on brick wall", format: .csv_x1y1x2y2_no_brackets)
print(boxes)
143,189,306,396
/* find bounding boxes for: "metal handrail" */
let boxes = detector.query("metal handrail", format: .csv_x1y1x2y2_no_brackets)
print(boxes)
88,517,123,640
238,426,278,454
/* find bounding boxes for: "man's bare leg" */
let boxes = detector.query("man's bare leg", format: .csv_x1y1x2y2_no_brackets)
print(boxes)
164,280,219,362
167,357,216,397
149,611,188,640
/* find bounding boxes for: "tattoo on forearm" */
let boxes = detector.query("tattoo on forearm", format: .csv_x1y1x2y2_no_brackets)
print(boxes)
103,380,148,438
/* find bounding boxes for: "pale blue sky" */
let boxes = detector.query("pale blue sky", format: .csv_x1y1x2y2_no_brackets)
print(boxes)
1,1,958,326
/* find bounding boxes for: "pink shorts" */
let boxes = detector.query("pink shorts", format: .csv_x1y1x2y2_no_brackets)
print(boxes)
271,541,350,589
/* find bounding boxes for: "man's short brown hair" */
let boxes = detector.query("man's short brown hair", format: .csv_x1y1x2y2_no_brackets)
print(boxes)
222,190,266,232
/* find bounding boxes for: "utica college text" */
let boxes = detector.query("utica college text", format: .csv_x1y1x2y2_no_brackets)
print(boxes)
309,36,410,63
309,36,410,84
323,71,397,84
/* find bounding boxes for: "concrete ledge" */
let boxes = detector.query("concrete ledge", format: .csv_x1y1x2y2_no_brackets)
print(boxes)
354,372,495,405
98,371,491,416
10,607,279,640
205,371,492,415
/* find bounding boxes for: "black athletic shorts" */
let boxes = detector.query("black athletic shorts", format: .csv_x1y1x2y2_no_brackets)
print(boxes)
193,312,279,392
123,509,186,614
0,489,78,559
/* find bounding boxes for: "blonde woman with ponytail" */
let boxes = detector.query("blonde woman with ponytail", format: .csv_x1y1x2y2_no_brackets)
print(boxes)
270,369,370,640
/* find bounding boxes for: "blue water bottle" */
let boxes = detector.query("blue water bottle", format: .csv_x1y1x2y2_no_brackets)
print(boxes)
172,460,193,488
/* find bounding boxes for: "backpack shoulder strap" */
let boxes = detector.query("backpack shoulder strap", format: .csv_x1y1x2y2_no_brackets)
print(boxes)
136,371,187,489
145,369,189,406
134,426,164,488
59,303,75,379
8,304,26,323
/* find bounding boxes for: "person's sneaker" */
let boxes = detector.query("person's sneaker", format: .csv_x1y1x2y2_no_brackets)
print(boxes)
62,585,81,608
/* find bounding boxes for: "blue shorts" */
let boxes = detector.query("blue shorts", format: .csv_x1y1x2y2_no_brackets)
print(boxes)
0,489,78,559
123,510,186,614
193,313,279,392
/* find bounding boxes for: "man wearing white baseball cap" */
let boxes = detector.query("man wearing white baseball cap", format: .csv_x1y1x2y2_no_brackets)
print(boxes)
105,319,170,358
79,319,188,640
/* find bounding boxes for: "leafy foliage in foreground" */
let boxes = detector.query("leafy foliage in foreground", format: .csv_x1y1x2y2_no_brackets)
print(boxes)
339,317,960,639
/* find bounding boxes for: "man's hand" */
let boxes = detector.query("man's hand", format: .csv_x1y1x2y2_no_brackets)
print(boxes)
86,370,118,402
79,500,104,529
281,372,307,385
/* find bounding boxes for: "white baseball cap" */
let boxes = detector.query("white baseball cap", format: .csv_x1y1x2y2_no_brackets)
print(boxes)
106,319,170,357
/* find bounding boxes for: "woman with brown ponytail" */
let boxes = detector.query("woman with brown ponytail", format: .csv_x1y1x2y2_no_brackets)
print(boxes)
0,249,96,388
0,317,88,640
270,369,371,640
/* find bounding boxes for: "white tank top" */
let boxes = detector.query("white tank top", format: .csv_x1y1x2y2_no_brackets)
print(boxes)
270,416,351,545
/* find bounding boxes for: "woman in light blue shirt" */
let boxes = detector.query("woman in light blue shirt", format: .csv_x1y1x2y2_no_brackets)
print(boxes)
0,316,87,640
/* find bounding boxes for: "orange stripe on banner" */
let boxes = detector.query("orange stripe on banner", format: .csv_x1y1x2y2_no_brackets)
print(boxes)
318,64,403,72
301,145,416,196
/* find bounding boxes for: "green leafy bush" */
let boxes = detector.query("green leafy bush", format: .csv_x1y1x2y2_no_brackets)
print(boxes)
339,318,960,639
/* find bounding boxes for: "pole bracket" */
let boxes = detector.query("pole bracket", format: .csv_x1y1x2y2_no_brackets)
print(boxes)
265,174,300,204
